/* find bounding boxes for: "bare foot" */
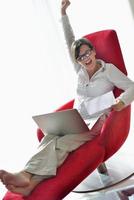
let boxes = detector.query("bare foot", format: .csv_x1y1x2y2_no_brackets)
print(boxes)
0,170,31,187
5,178,42,197
5,184,31,197
0,170,9,184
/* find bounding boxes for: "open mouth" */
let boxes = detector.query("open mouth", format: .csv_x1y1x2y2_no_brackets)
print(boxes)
85,60,92,65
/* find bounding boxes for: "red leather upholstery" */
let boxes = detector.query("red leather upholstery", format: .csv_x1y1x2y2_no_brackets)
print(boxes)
3,30,131,200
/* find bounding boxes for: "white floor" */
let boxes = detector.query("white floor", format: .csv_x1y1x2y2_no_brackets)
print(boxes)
63,174,134,200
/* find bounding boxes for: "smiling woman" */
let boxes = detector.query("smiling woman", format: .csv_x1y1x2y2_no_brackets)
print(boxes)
72,43,100,78
0,0,134,199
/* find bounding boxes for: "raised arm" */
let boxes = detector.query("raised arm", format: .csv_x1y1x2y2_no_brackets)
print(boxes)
61,0,81,73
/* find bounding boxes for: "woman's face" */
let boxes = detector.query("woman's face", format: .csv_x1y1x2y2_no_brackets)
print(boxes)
77,44,97,71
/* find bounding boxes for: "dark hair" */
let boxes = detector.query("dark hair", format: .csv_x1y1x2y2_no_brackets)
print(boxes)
71,38,94,62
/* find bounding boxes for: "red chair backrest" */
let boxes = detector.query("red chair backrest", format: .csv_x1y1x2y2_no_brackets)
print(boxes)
84,30,127,74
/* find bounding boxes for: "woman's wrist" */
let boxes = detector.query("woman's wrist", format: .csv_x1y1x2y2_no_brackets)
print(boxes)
61,10,67,16
61,0,70,16
112,99,125,111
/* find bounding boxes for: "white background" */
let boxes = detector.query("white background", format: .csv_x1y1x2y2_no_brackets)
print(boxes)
0,0,134,198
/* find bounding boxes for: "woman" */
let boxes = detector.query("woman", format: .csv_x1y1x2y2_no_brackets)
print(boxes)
61,0,134,116
0,0,134,196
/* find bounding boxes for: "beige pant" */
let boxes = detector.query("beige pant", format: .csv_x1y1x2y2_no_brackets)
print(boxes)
24,114,107,181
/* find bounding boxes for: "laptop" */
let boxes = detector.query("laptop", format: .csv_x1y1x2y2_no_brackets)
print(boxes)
32,109,89,136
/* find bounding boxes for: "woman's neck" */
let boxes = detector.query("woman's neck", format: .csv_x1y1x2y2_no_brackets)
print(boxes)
87,61,102,78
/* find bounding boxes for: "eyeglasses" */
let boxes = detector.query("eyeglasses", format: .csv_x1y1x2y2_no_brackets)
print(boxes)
77,49,92,62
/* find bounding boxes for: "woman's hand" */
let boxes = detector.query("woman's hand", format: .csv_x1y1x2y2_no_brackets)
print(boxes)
112,99,125,112
61,0,71,16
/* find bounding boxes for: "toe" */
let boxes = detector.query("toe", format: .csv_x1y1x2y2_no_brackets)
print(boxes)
0,170,6,177
0,170,7,184
6,184,15,191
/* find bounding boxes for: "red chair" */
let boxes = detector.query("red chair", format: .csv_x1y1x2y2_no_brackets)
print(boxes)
3,30,131,200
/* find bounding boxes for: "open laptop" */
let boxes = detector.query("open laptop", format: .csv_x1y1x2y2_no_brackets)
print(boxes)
32,109,89,136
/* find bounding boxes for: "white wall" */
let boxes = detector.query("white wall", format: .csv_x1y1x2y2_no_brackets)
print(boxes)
0,0,134,198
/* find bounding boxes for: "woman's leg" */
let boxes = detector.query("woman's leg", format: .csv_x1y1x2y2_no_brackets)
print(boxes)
0,114,107,196
0,170,32,187
56,114,107,152
5,177,43,196
0,134,58,187
4,175,52,196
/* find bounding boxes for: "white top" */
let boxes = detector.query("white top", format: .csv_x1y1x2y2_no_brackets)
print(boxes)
61,15,134,120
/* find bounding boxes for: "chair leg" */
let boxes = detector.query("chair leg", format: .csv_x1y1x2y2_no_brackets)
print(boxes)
97,162,108,174
117,191,129,200
121,187,134,197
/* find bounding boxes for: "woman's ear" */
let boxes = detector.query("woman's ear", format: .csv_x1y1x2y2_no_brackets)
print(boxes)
92,48,96,56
